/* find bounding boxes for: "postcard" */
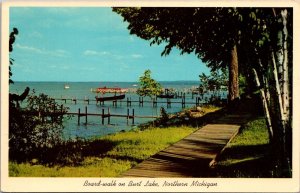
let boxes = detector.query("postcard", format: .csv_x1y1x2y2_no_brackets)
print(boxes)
1,0,299,192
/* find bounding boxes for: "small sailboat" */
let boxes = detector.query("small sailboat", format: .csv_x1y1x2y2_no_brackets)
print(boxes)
64,84,70,89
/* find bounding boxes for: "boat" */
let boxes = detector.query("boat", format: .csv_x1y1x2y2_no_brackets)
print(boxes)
93,87,127,103
93,87,128,94
156,88,174,98
64,84,70,89
95,94,126,102
157,94,175,99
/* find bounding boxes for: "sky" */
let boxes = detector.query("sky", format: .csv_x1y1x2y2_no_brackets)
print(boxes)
9,7,210,82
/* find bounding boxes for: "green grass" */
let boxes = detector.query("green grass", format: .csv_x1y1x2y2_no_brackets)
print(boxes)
9,126,196,177
213,117,272,177
229,117,269,146
10,106,273,178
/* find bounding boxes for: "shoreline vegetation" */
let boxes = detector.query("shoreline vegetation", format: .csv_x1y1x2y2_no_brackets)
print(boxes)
9,103,271,177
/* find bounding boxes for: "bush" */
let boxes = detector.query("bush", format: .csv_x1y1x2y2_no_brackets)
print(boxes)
9,91,70,163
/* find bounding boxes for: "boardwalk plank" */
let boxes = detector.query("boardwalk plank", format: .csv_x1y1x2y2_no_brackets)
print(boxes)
121,114,251,177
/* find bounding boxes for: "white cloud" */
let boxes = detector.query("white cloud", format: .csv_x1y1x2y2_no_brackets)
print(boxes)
15,43,69,57
60,65,70,70
15,43,43,54
131,54,143,59
28,31,43,39
81,67,96,71
83,50,110,56
129,36,135,42
46,8,81,16
55,49,70,57
83,50,98,56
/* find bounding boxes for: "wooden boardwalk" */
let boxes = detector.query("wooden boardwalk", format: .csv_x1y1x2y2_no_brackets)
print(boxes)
121,114,251,177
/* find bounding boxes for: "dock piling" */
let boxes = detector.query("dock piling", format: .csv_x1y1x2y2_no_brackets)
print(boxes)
85,106,88,125
132,109,135,125
127,97,132,107
139,97,144,107
167,98,171,108
77,108,80,125
127,108,129,125
102,109,104,125
108,108,111,124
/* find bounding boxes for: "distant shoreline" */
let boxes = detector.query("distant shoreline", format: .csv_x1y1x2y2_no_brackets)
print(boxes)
12,80,200,83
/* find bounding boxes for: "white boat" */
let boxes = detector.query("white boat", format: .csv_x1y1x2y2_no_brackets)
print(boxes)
64,84,70,89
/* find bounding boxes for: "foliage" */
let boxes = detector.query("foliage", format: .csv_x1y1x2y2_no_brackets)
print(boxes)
239,8,292,176
158,107,169,126
9,27,19,84
114,8,293,175
113,8,241,100
239,74,247,95
139,105,223,130
9,28,76,166
113,8,239,70
9,91,70,163
136,69,162,98
199,69,228,93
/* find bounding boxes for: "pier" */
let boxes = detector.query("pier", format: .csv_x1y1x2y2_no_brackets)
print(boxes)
54,95,205,108
31,105,159,126
69,106,159,126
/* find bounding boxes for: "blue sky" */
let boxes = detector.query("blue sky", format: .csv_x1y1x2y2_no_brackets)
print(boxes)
9,7,210,82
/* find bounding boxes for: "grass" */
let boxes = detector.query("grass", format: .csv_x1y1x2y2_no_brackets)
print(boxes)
9,126,196,177
212,116,273,177
10,105,272,178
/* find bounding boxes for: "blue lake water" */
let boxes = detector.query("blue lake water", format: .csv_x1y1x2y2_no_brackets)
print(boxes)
10,81,227,139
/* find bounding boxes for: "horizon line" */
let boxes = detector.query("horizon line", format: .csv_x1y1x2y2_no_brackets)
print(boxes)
11,80,200,83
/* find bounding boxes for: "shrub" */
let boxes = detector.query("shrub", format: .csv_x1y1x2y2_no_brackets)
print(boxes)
9,91,70,163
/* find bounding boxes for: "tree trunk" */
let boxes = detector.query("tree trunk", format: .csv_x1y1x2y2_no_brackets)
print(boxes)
273,9,291,177
280,9,290,122
252,68,273,140
228,44,239,101
266,8,291,177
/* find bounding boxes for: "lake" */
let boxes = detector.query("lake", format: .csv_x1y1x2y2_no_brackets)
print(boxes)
10,81,227,139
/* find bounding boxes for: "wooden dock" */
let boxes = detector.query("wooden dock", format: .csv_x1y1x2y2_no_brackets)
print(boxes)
121,114,251,177
66,107,159,125
54,95,208,108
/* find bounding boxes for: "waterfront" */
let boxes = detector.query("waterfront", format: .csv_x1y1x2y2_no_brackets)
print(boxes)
10,81,227,139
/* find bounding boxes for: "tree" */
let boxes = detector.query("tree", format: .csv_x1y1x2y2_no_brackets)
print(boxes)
113,7,241,102
113,7,293,176
242,8,292,176
136,69,162,98
9,92,69,162
9,28,70,164
9,27,19,84
199,69,228,94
